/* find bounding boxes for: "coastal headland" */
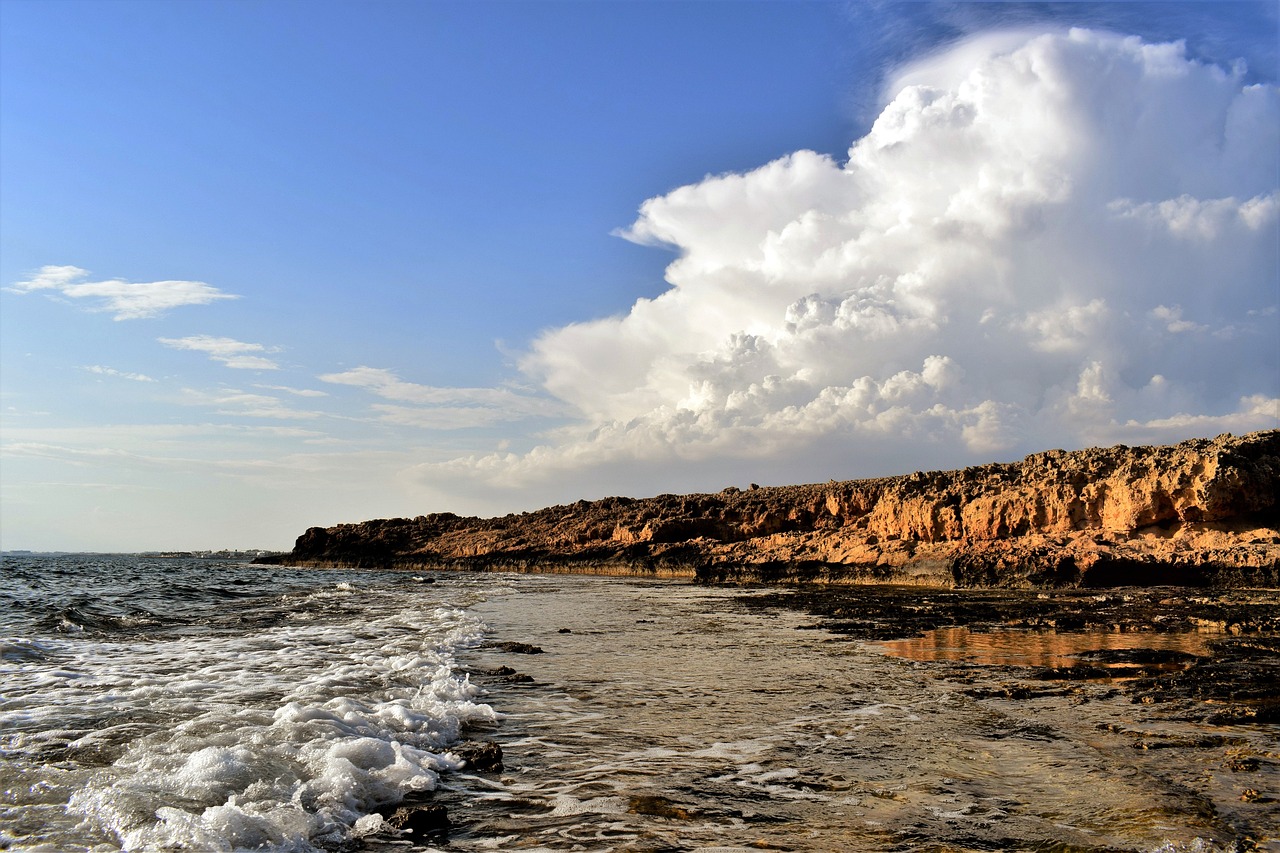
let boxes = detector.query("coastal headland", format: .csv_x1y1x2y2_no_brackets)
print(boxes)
259,430,1279,588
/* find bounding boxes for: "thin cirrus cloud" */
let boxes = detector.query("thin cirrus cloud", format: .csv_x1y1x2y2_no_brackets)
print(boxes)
319,366,566,429
254,384,329,398
9,265,238,320
417,28,1279,496
179,388,321,420
158,335,280,370
83,365,156,382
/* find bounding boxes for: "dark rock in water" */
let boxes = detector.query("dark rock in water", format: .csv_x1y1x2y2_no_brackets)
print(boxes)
384,802,449,843
1030,665,1118,681
751,584,1280,724
495,672,534,684
258,431,1280,589
627,794,703,820
558,627,572,633
1071,648,1202,665
451,740,503,772
1130,645,1280,721
489,641,544,654
1225,755,1262,772
963,684,1068,701
484,663,534,683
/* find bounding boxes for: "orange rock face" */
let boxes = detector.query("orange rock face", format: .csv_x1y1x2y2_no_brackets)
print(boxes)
265,431,1280,588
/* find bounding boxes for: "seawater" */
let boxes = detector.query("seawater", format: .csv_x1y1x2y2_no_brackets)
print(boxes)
445,576,1279,852
1,555,493,852
2,558,1277,852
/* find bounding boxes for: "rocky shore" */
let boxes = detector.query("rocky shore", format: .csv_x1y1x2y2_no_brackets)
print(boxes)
741,584,1280,724
260,431,1279,588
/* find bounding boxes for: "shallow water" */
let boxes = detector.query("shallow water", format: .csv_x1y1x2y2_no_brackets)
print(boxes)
445,575,1279,852
877,626,1215,673
2,560,1276,851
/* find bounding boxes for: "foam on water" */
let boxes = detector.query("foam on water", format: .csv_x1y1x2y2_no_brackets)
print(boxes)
0,559,495,852
6,561,1276,851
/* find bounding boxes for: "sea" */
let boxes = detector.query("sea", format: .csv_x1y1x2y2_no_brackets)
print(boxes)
1,554,1276,852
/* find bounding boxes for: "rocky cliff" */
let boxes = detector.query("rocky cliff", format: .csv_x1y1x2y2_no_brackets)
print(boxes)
260,431,1280,587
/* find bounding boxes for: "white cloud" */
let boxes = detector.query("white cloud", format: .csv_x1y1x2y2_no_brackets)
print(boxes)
415,29,1278,501
179,388,321,420
1121,394,1280,435
9,266,237,320
1014,299,1110,353
1109,192,1278,240
319,366,564,429
370,404,538,430
84,365,156,382
1150,304,1208,334
254,384,329,398
158,335,280,370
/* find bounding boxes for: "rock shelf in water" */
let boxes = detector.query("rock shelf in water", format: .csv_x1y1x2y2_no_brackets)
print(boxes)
259,430,1280,587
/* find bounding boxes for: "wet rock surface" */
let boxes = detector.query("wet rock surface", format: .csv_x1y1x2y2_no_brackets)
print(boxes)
450,740,504,773
485,641,544,654
259,431,1280,588
380,801,450,844
742,584,1280,722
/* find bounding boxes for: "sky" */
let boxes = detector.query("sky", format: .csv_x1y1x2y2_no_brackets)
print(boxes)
1,1,1277,552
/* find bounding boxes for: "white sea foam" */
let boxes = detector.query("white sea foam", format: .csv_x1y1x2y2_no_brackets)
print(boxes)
1,582,493,852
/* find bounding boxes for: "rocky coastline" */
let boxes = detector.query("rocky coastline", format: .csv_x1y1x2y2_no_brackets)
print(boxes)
258,430,1280,588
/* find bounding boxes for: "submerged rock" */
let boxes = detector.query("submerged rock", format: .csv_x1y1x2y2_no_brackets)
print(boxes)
627,794,703,820
488,641,544,655
383,802,449,843
257,431,1280,588
450,740,503,772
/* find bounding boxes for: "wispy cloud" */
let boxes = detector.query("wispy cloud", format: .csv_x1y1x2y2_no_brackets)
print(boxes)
179,388,321,420
159,335,280,370
0,422,329,449
84,365,156,382
254,383,329,398
318,366,564,429
370,403,537,429
0,435,444,490
9,266,238,320
1120,395,1280,434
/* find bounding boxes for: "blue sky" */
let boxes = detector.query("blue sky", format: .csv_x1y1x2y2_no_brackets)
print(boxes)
2,1,1277,551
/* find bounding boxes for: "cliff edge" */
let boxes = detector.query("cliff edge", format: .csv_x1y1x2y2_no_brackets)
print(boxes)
260,431,1280,587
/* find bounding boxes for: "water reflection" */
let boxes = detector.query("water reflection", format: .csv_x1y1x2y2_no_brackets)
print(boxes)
877,627,1214,672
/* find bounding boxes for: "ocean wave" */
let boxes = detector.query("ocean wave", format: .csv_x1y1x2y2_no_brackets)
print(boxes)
1,558,494,852
0,638,54,663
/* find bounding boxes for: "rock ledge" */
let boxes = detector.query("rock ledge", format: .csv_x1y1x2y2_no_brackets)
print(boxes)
259,431,1280,587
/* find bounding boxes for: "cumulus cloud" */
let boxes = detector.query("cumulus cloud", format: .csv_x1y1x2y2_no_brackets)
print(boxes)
319,366,564,429
158,335,280,370
9,266,237,320
417,29,1277,500
84,365,156,382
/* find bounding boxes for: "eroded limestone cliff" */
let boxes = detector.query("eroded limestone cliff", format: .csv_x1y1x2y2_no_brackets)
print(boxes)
261,431,1280,587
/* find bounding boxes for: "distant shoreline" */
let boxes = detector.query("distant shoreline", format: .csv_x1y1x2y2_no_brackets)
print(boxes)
3,550,281,560
259,430,1280,589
